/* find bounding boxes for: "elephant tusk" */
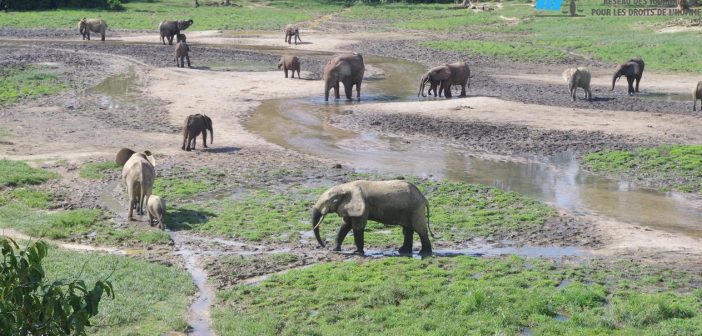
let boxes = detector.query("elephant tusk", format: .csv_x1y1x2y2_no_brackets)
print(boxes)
313,214,326,230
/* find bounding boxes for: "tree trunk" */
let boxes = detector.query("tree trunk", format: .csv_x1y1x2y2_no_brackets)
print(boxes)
677,0,689,11
459,0,473,8
223,0,231,5
193,0,199,7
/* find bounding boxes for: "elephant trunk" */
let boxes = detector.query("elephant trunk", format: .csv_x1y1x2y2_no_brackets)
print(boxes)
209,126,213,144
311,208,326,247
324,81,330,101
611,71,620,91
418,75,428,97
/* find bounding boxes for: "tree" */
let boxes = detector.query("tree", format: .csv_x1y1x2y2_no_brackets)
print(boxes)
677,0,689,11
0,238,114,336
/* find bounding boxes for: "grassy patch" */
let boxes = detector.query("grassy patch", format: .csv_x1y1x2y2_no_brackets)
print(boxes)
8,187,52,208
153,177,212,199
0,66,67,105
213,256,702,335
79,161,120,180
422,39,568,61
173,179,555,245
0,0,344,30
583,145,702,193
43,247,194,335
0,159,58,187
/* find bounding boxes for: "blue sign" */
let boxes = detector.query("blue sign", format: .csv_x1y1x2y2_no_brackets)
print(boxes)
535,0,563,11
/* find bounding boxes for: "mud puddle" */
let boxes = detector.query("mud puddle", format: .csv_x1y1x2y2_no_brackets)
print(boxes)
245,55,702,239
88,66,140,109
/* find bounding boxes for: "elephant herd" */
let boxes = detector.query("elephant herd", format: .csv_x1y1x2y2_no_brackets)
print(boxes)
563,57,645,102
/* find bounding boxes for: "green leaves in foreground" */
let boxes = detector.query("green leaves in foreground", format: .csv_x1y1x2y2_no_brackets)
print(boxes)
214,257,702,336
0,238,114,336
583,145,702,193
0,67,66,105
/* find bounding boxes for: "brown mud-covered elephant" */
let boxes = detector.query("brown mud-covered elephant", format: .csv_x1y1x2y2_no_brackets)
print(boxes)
418,61,471,98
611,57,644,95
159,19,193,45
147,195,166,230
79,18,107,41
284,24,301,45
182,114,213,151
116,148,156,221
692,81,702,111
174,33,191,68
311,180,435,256
278,55,300,78
323,53,365,101
562,67,592,101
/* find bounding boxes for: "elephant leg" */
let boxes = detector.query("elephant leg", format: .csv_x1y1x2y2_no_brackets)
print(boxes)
202,130,208,148
86,32,90,40
694,98,697,111
398,226,413,254
334,217,353,251
148,213,155,226
344,82,353,100
459,83,466,97
627,77,635,95
355,82,361,100
334,83,340,99
186,56,191,68
291,69,295,79
418,232,432,256
635,75,641,92
101,32,105,41
351,218,367,255
443,84,452,98
284,68,288,78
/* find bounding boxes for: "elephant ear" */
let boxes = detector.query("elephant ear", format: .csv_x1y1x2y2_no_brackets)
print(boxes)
339,185,365,217
115,148,135,166
142,150,156,167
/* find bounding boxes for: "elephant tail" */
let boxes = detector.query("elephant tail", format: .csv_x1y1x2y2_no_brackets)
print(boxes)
139,165,145,214
426,203,437,239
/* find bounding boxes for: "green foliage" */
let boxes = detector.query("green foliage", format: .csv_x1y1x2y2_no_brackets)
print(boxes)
0,238,114,336
79,161,120,180
0,160,58,187
43,246,195,335
0,67,67,105
213,256,702,335
3,0,123,10
583,145,702,193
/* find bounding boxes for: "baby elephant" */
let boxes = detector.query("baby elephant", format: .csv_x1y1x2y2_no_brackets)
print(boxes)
278,55,300,79
562,67,592,101
692,81,702,111
147,195,166,230
284,24,301,45
174,33,191,68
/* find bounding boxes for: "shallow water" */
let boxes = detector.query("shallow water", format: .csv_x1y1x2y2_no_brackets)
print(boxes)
245,55,702,238
88,66,139,109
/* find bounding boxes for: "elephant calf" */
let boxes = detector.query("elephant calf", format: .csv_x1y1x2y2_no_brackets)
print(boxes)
182,114,213,151
278,55,300,78
311,180,435,256
418,62,471,99
147,195,166,230
284,24,301,45
79,18,107,41
174,34,191,68
692,81,702,111
611,57,644,95
562,67,592,101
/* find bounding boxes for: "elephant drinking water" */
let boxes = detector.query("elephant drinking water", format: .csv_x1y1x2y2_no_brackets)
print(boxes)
311,180,435,256
323,53,365,101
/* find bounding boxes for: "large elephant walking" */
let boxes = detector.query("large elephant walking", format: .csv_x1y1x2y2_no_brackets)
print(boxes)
323,53,365,101
79,18,107,41
611,57,644,95
311,180,435,256
159,19,193,45
418,61,471,98
182,114,213,151
116,148,156,221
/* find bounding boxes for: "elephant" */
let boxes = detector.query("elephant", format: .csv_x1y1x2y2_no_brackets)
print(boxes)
182,114,213,151
79,18,107,41
159,19,193,45
311,180,435,256
417,65,448,97
323,53,365,101
174,34,191,68
562,67,592,101
116,148,156,221
146,195,166,230
284,24,301,45
611,57,644,95
278,55,300,78
418,62,471,98
692,81,702,111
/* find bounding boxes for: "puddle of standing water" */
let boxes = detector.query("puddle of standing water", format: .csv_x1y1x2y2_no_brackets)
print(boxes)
245,55,702,239
88,66,139,109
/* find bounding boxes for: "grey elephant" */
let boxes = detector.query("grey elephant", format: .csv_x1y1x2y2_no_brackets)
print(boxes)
278,55,300,78
692,81,702,111
562,67,592,101
418,62,471,98
147,195,166,230
79,18,107,41
417,65,448,97
159,19,193,45
611,57,644,95
116,148,156,221
284,24,301,45
324,53,365,101
174,33,191,68
182,114,213,151
311,180,435,256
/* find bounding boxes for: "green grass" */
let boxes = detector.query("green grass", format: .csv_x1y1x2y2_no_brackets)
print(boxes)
583,145,702,193
0,66,67,105
153,177,212,199
422,40,568,62
213,256,702,335
79,161,120,180
43,247,194,335
0,0,344,30
170,179,555,245
8,187,52,208
0,159,58,187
